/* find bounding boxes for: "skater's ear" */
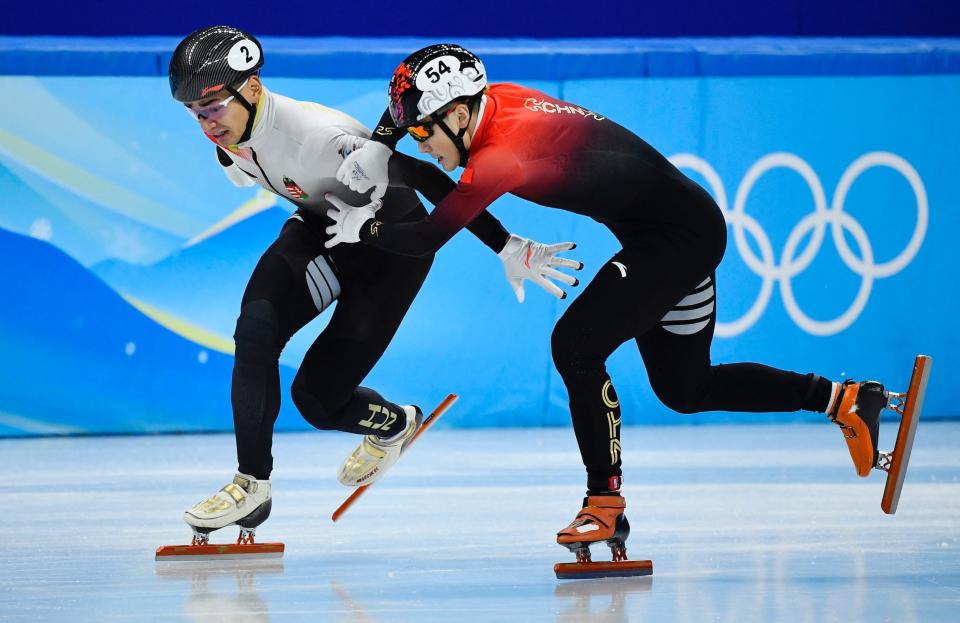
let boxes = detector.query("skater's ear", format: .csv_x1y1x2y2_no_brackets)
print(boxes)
240,74,263,105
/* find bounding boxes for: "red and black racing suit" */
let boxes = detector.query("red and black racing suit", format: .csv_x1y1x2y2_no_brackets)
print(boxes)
364,83,833,493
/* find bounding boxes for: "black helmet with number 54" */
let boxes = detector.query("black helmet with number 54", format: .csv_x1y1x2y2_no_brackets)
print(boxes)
387,44,487,128
169,25,264,102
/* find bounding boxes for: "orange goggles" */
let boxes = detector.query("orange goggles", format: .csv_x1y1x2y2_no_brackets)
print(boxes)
405,122,435,142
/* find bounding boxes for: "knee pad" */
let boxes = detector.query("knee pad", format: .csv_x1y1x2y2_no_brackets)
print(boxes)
551,317,598,380
234,299,282,364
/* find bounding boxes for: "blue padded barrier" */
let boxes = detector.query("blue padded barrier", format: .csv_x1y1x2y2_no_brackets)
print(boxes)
2,37,960,78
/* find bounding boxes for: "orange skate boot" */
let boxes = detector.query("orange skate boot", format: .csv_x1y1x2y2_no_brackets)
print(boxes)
554,494,652,580
829,380,887,478
828,355,932,514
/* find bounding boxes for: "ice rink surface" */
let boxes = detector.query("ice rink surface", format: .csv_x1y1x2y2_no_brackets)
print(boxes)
3,421,959,622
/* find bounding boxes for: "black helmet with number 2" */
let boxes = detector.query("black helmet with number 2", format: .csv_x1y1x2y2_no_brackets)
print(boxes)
169,25,264,103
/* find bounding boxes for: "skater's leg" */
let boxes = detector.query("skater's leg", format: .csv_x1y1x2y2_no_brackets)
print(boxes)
636,273,832,415
232,219,332,479
288,241,435,485
551,247,681,567
290,244,433,435
231,293,283,480
291,341,415,438
185,217,332,535
551,169,724,574
636,273,888,477
552,233,720,494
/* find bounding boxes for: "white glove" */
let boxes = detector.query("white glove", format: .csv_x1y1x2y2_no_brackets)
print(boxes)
335,140,392,203
324,193,379,249
497,234,583,303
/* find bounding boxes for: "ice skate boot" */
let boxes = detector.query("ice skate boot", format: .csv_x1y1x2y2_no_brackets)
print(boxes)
332,394,458,522
337,405,422,487
156,473,283,561
827,355,932,514
828,380,887,477
554,494,652,579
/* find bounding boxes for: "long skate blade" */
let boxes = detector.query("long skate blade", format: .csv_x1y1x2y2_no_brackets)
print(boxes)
155,542,284,561
331,393,458,522
881,354,932,515
554,560,653,580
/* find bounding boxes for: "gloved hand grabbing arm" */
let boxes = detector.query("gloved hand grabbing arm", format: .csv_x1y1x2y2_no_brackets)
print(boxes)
498,234,583,302
335,139,392,202
324,193,380,249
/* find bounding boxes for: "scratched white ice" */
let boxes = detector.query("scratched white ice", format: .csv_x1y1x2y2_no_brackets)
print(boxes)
2,422,958,622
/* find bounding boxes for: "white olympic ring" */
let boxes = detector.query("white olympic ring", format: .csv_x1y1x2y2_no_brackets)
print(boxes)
669,152,928,337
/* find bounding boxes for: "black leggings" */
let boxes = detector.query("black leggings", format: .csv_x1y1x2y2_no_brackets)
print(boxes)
551,202,831,492
232,211,433,479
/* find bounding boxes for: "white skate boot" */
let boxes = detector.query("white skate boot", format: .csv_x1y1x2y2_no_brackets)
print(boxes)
337,405,422,487
183,473,272,545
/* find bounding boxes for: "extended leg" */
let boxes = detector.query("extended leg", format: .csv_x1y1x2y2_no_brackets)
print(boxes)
636,282,831,417
636,275,932,512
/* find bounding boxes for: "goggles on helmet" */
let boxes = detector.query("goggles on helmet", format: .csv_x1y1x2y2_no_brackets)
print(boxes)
405,122,436,142
405,104,463,142
185,79,248,121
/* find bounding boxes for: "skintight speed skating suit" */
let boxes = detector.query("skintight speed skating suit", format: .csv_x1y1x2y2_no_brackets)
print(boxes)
360,83,837,494
215,86,509,479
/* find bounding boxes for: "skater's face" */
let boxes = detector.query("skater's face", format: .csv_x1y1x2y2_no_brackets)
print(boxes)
415,102,474,171
184,75,262,147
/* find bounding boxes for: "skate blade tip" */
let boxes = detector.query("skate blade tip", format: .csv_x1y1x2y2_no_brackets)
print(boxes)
554,560,653,580
155,543,284,561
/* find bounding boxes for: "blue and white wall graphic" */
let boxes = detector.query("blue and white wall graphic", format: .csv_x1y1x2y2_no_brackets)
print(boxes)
0,41,956,435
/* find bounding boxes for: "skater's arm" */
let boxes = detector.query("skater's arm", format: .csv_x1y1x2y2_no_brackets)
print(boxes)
368,107,403,150
327,146,581,299
388,151,509,253
302,126,367,171
353,146,522,257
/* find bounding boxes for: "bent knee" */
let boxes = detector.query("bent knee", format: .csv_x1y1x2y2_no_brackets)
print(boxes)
290,381,338,430
651,383,704,415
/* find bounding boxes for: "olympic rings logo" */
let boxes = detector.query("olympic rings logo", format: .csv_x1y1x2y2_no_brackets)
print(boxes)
669,152,928,337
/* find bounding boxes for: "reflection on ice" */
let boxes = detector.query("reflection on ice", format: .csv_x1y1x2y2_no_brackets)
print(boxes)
155,558,283,623
554,576,653,623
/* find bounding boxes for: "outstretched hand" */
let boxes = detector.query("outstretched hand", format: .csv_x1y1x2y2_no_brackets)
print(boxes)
497,234,583,302
324,193,380,249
